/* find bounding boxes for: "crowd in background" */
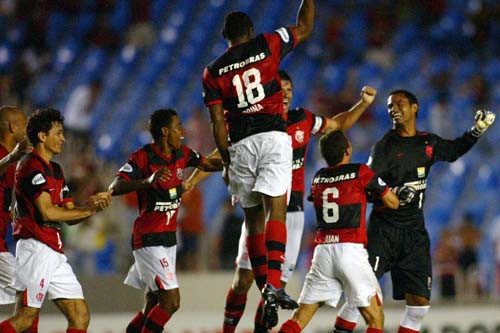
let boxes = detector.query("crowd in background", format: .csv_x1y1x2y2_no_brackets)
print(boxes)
1,0,500,302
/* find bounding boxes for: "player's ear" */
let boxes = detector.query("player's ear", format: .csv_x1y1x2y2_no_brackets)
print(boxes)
411,103,418,116
161,126,169,138
37,131,46,143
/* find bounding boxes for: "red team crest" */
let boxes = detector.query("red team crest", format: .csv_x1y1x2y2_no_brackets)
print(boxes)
425,145,433,158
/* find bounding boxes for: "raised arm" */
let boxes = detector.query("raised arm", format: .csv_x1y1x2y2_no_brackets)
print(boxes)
320,86,377,134
290,0,315,44
434,110,495,162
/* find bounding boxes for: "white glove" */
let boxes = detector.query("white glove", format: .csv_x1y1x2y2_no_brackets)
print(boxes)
471,109,495,137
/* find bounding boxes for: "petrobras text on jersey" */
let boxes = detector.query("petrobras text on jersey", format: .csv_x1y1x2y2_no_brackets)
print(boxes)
292,157,304,170
154,200,181,212
404,179,427,191
313,172,357,184
218,52,266,75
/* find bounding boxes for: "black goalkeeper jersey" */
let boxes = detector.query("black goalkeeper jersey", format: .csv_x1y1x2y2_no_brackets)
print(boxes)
368,129,477,228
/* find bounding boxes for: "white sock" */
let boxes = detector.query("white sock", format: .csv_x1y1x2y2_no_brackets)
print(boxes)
400,305,430,331
336,302,360,325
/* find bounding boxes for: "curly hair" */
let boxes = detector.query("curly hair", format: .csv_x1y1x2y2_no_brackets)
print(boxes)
149,108,178,141
27,108,64,145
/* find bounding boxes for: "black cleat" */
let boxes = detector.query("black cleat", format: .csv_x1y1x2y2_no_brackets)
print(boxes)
261,299,278,329
262,283,299,310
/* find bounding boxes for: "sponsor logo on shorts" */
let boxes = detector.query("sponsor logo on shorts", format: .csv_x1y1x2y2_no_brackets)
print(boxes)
36,292,44,302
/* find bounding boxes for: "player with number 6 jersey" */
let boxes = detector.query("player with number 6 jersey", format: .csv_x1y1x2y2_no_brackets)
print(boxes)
202,1,315,329
278,130,407,333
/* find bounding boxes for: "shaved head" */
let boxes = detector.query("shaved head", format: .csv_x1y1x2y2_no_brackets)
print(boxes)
0,106,27,141
0,106,24,122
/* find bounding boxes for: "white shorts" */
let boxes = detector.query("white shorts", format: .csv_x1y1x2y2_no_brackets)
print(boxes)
298,243,382,308
0,252,16,304
235,211,304,283
12,239,84,308
124,245,178,291
228,131,292,208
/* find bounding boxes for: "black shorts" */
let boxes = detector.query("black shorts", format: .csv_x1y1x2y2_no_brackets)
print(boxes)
367,216,432,300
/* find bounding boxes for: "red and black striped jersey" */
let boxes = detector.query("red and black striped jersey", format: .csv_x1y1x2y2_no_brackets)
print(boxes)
310,163,389,246
0,144,15,252
117,143,204,250
202,27,297,143
13,150,72,253
287,107,326,211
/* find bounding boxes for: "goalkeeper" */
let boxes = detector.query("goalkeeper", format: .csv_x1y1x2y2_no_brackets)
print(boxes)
332,90,495,333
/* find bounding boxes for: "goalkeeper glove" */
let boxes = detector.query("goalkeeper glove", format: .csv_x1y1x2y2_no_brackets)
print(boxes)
395,186,417,206
470,109,495,137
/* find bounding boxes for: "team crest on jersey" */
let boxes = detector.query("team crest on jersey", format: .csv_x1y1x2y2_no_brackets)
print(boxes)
417,167,425,178
176,168,184,180
425,145,433,158
295,130,305,143
32,173,46,185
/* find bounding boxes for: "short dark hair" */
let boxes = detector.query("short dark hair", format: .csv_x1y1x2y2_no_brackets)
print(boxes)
319,130,349,166
27,108,64,145
222,11,253,41
389,89,419,106
389,89,419,117
278,69,293,86
149,108,178,141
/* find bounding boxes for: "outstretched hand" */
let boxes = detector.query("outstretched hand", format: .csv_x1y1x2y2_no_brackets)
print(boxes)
360,86,377,105
87,191,112,211
10,139,33,161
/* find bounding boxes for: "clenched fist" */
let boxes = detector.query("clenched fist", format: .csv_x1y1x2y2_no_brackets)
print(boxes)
360,86,377,105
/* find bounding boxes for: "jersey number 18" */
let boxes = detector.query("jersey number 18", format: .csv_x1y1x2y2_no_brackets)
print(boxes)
232,68,265,108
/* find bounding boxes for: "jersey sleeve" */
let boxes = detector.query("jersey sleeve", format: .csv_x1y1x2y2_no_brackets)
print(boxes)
202,67,222,106
186,148,205,168
264,27,297,60
359,164,389,197
61,181,73,204
431,131,478,163
20,164,51,201
117,151,145,181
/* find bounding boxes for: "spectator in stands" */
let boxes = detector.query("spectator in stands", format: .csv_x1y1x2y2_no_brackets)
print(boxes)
126,0,155,50
491,214,500,299
178,186,204,271
434,228,460,300
210,198,243,270
457,214,482,299
64,79,101,145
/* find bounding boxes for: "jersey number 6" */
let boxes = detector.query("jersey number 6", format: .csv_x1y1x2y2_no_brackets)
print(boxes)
322,187,339,223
